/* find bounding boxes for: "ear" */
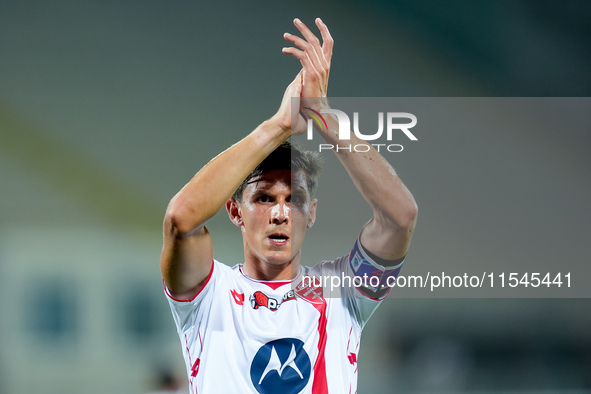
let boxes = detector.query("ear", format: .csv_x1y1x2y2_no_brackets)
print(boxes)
307,198,318,229
226,199,244,227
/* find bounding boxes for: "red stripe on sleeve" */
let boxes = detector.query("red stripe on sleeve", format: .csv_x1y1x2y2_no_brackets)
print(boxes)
164,260,215,302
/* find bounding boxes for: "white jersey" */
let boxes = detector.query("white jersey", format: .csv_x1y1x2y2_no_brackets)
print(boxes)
165,239,403,394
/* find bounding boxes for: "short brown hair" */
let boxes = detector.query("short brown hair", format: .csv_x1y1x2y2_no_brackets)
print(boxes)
232,140,322,201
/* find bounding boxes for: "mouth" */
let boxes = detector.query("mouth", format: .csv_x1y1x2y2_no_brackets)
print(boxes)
268,233,290,246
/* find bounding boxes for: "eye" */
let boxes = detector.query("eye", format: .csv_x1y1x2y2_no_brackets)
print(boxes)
289,194,305,205
258,195,272,203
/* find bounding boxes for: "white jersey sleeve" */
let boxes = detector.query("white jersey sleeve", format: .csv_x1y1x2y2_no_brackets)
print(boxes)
345,238,404,327
164,260,217,332
306,237,404,329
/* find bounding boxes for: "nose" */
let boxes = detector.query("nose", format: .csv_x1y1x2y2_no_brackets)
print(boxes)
270,202,290,224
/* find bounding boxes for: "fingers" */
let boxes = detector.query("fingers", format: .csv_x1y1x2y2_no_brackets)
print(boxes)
287,71,303,95
282,18,332,102
282,45,319,80
293,18,322,53
293,18,333,63
315,18,334,62
282,18,333,92
283,18,332,68
271,73,304,133
283,32,325,73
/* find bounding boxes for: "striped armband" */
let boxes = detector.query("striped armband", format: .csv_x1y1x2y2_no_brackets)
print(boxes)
349,239,404,300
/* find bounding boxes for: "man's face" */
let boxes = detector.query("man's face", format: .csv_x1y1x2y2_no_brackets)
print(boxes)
229,169,317,268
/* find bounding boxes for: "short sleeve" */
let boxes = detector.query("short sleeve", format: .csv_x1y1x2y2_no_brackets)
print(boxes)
164,259,217,333
341,238,405,328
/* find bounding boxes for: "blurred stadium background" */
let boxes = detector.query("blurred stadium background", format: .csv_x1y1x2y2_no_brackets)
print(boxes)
0,1,589,393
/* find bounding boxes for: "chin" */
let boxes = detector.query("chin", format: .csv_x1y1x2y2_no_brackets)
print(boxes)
265,256,292,266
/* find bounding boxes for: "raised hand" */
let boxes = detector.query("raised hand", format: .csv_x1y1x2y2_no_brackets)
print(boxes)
269,71,308,136
282,18,334,111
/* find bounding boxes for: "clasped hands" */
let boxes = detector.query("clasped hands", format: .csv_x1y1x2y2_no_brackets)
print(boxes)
271,18,334,136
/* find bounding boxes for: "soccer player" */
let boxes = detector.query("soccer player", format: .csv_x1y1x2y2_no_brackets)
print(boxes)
160,18,418,393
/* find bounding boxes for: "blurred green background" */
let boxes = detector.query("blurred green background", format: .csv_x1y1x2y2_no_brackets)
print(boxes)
0,1,589,393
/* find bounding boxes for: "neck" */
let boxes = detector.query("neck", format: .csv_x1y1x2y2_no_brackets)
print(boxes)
243,255,300,281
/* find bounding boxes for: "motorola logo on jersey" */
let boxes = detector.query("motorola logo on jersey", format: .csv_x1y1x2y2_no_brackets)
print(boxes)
250,338,311,394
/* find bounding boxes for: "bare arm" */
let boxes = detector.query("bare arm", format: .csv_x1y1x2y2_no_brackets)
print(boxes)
317,121,418,260
283,18,418,260
160,76,306,299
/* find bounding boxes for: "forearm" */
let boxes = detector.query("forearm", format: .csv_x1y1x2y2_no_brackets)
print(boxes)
319,114,418,258
161,71,303,295
161,119,290,296
166,119,290,234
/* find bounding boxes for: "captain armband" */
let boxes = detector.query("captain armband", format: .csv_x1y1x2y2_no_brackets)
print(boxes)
349,239,404,300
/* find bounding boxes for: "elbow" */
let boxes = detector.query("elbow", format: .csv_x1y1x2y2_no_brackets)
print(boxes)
163,211,181,239
399,201,419,230
383,200,418,231
164,196,200,237
407,200,419,223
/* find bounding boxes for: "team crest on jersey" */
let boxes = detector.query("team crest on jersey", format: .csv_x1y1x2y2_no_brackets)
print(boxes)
294,275,324,305
250,290,295,311
250,338,311,394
